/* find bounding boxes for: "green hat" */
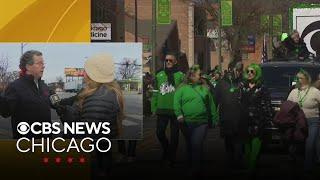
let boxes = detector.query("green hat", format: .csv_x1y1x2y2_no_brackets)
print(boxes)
281,33,288,42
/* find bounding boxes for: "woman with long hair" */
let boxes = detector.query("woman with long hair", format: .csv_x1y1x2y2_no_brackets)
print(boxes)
60,53,124,178
288,69,320,173
174,64,218,176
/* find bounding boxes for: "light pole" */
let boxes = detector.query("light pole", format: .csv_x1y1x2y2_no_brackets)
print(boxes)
152,0,157,75
21,43,27,56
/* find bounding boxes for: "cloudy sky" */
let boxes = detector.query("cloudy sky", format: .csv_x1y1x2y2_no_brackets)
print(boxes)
0,43,142,83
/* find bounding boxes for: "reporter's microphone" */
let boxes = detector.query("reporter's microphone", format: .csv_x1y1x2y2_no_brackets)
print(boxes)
49,94,61,105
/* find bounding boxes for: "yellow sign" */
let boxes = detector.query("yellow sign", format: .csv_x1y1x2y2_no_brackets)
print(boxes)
64,68,85,77
0,0,90,42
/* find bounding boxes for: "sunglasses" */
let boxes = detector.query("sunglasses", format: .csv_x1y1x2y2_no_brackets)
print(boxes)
247,69,255,74
165,59,174,63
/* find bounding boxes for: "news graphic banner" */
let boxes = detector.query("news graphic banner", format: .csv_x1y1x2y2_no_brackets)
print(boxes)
0,0,90,42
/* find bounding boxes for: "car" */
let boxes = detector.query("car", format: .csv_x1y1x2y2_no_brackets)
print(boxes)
261,59,320,148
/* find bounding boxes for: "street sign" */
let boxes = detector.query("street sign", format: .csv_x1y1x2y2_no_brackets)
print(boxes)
157,0,171,24
91,23,111,41
221,0,233,26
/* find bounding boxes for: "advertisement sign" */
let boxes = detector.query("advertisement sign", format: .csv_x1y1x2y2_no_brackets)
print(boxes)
91,23,111,41
64,68,85,77
291,4,320,55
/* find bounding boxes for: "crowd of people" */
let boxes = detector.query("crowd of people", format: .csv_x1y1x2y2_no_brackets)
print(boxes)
0,45,320,178
149,49,320,177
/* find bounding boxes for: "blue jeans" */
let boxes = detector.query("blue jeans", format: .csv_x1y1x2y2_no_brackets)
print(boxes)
304,117,320,171
181,123,208,172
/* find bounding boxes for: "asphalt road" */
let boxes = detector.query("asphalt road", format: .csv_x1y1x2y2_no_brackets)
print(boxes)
0,91,142,139
108,116,320,179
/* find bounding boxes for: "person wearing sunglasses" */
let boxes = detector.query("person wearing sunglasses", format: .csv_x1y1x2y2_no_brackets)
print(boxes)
173,64,218,176
241,63,273,173
151,52,185,166
288,69,320,173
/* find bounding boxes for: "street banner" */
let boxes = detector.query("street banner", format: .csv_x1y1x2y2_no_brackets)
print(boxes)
221,0,233,26
157,0,171,24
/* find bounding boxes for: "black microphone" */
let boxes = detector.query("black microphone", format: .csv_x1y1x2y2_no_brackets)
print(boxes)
49,94,61,106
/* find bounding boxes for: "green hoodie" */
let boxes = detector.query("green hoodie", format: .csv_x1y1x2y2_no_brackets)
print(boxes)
174,83,218,125
151,70,184,115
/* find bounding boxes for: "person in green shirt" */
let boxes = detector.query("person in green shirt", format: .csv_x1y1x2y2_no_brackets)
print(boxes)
174,64,218,175
151,52,184,166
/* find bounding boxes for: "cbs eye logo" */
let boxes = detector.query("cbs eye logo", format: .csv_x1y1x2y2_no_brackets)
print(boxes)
301,20,320,56
17,122,30,135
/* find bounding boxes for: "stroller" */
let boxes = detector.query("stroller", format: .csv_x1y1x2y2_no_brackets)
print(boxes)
273,100,308,161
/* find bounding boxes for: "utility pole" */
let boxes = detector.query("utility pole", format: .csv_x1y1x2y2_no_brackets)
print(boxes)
218,0,222,69
152,0,157,75
135,0,138,42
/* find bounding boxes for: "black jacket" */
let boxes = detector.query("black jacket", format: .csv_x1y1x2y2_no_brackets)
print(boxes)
215,78,249,138
282,37,310,59
240,82,274,137
62,86,120,139
1,75,51,139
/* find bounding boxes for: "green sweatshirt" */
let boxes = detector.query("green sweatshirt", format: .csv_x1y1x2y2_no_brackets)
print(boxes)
151,70,184,115
174,83,218,125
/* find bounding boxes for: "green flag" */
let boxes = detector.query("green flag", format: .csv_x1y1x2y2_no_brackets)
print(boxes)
221,0,233,26
157,0,171,24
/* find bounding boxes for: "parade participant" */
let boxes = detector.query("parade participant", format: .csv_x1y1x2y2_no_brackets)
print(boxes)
174,64,218,176
288,69,320,173
241,63,273,172
282,30,310,60
151,52,185,166
215,61,248,170
0,50,51,139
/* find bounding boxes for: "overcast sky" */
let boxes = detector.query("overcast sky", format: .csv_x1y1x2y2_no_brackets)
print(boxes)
0,43,142,83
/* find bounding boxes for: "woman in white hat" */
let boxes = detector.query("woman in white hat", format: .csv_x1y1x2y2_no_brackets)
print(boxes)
78,53,124,178
76,53,124,139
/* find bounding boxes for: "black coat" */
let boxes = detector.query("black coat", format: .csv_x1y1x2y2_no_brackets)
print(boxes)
282,37,310,59
240,82,274,137
215,78,249,138
62,86,120,139
1,75,51,139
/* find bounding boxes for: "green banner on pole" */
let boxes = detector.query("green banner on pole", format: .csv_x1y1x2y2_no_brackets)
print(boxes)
273,14,282,36
157,0,171,24
221,0,233,26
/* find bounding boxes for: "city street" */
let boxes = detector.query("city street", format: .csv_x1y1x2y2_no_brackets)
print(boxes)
109,116,320,179
0,91,142,139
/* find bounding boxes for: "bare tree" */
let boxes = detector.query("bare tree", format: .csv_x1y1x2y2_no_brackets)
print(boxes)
117,58,141,80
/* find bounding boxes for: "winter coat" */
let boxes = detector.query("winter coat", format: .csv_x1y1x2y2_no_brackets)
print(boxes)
240,82,274,137
273,100,308,142
1,74,51,139
62,86,120,139
174,83,218,126
215,78,249,138
282,37,310,59
151,67,184,115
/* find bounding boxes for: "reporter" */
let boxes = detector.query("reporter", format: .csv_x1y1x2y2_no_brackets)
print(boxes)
1,50,51,139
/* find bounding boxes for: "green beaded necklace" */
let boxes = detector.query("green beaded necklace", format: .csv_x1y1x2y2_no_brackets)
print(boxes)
297,87,310,107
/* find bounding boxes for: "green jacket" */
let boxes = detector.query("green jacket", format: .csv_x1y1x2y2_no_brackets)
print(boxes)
151,70,184,115
174,83,218,125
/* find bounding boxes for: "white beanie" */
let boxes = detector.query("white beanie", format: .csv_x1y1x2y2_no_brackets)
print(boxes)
84,53,115,83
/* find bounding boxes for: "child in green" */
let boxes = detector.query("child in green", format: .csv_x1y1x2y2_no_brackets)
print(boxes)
174,64,218,174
